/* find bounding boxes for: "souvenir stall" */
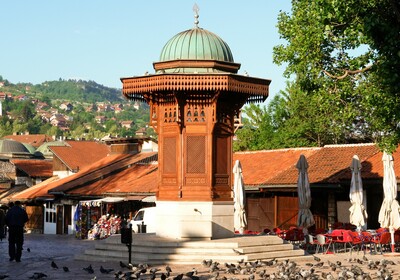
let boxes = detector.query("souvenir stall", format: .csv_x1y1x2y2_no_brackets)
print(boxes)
74,197,124,239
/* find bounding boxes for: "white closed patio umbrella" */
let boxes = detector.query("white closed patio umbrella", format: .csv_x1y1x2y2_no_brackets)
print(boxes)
349,155,368,231
296,155,315,234
233,160,247,234
378,151,400,253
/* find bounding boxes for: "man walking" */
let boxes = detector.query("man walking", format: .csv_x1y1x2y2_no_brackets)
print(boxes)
5,201,28,262
0,207,5,241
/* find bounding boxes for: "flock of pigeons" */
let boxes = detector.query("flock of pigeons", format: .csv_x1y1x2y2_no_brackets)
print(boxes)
199,256,400,280
0,255,400,279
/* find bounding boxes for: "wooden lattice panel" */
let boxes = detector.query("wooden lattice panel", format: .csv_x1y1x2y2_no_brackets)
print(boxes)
122,74,270,98
186,136,205,173
215,136,228,174
163,137,176,174
186,105,206,123
163,106,177,123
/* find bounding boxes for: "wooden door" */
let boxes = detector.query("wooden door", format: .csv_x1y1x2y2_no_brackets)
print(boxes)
25,206,44,233
63,205,71,234
247,197,275,232
56,205,63,234
276,196,298,229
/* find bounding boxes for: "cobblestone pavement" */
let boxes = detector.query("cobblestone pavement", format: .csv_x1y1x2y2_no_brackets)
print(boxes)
0,233,121,280
3,233,400,280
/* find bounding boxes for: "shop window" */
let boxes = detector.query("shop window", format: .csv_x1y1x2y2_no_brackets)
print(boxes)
45,202,56,223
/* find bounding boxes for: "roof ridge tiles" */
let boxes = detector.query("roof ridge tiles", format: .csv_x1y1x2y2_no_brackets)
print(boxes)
323,143,376,148
235,147,321,155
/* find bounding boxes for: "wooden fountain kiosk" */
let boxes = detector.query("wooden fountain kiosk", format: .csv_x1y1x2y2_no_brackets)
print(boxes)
121,13,270,239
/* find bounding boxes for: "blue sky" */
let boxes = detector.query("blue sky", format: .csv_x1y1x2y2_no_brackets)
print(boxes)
1,1,291,100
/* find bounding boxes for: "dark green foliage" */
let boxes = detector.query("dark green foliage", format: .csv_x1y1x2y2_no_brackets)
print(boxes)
32,79,123,103
265,0,400,152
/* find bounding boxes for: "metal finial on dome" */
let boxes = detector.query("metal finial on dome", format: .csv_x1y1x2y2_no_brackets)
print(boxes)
193,3,200,27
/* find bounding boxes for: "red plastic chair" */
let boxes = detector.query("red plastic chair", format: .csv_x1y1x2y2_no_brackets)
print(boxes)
394,230,400,245
371,231,391,254
273,227,286,238
328,229,345,253
348,231,363,255
314,234,331,254
360,231,373,253
376,227,388,234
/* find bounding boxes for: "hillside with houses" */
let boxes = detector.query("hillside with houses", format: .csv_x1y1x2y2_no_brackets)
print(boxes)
0,76,153,140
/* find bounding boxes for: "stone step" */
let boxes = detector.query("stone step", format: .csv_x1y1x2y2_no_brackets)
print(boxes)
94,242,294,255
75,249,314,265
75,234,313,265
105,234,286,248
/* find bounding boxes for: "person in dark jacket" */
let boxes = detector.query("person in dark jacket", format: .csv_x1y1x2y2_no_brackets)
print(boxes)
0,207,5,241
5,201,28,262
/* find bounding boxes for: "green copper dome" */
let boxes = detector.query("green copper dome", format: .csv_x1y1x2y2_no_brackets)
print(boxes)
159,27,234,63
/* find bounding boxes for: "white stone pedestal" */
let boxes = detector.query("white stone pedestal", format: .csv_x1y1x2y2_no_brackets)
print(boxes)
154,201,234,240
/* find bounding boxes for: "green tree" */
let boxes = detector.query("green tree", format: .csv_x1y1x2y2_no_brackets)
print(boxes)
45,126,62,138
69,125,87,140
16,100,36,122
27,116,45,134
272,0,400,152
0,118,13,138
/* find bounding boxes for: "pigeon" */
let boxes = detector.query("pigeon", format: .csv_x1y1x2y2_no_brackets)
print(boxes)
314,261,324,268
313,255,321,262
150,268,161,274
185,268,197,278
165,265,172,276
83,264,94,274
120,261,129,268
114,271,124,278
232,248,244,255
27,248,31,252
100,265,114,274
202,259,213,267
62,266,69,272
51,261,58,269
173,274,184,280
29,272,47,279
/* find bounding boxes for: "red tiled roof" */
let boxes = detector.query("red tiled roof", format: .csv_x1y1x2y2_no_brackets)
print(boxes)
280,143,380,184
10,176,60,202
346,145,400,179
15,142,400,201
233,147,320,186
69,164,158,196
0,185,29,204
14,152,157,201
11,159,53,177
3,134,53,148
234,143,393,188
49,141,110,171
48,152,157,196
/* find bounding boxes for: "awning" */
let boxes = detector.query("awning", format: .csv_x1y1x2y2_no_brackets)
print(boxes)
100,197,125,203
121,195,156,202
79,196,155,207
142,196,156,202
79,197,125,207
124,195,146,201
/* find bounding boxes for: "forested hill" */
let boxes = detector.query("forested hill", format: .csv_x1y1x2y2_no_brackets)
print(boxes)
1,77,124,103
32,79,124,103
